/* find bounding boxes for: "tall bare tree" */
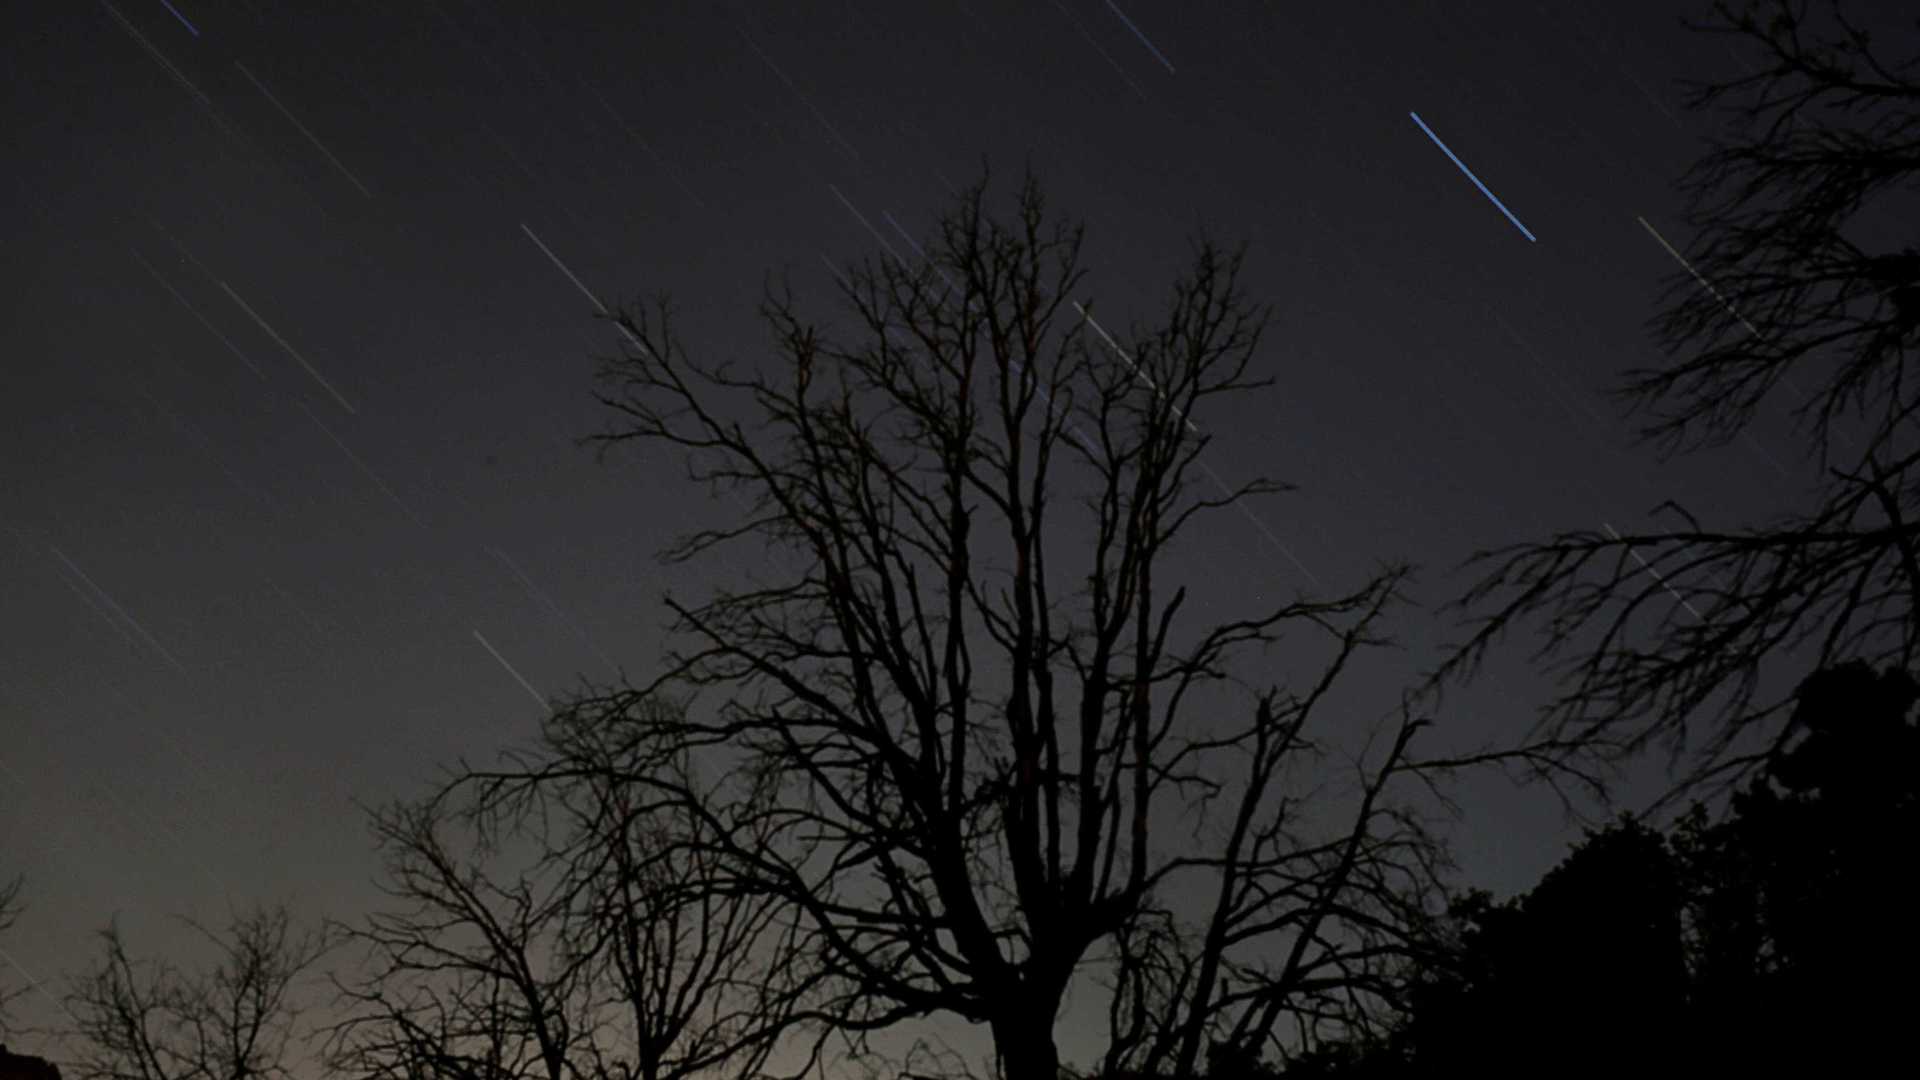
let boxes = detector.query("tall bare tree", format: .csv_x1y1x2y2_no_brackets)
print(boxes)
321,703,798,1080
1423,0,1920,806
61,902,331,1080
454,167,1488,1080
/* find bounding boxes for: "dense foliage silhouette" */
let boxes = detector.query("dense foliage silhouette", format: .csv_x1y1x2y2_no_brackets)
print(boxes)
1278,660,1920,1075
0,1044,63,1080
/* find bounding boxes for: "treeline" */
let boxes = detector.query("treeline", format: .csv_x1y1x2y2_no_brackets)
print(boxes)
1278,660,1920,1075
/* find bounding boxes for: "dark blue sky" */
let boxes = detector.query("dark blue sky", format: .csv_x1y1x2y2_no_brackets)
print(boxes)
0,0,1875,1072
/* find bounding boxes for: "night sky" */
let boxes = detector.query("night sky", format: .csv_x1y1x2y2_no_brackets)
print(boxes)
0,0,1882,1072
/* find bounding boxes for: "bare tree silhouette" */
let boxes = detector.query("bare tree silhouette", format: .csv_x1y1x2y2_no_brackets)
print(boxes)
321,706,798,1080
1422,0,1920,808
445,165,1502,1080
61,903,332,1080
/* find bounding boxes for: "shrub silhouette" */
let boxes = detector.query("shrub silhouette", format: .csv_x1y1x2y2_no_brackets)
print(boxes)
0,1046,62,1080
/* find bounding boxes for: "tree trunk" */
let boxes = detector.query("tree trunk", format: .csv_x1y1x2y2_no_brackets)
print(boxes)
991,1005,1060,1080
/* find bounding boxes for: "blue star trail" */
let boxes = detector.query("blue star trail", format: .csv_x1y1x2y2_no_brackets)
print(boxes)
1409,110,1537,242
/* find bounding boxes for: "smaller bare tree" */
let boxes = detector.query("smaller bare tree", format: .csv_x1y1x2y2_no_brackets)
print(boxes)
322,696,805,1080
61,902,332,1080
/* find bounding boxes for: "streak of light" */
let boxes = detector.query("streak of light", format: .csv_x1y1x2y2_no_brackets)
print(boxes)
47,546,190,674
261,572,332,643
157,0,198,37
819,249,1106,477
1633,214,1845,451
834,227,1320,589
725,13,863,163
881,210,927,262
521,224,609,314
129,248,268,381
828,185,906,264
97,1,237,138
522,225,776,572
1618,65,1681,128
133,387,276,509
592,91,709,211
1740,431,1794,482
1103,0,1176,74
1555,5,1682,130
1602,522,1704,621
233,62,374,198
292,399,428,530
1072,299,1320,588
480,120,545,185
487,546,622,679
520,223,657,362
471,629,549,711
1488,308,1609,431
1046,0,1150,100
53,571,143,652
1071,301,1199,435
1504,300,1789,483
0,943,82,1028
850,179,1317,594
1210,461,1323,589
1635,215,1761,339
1490,303,1798,521
1408,111,1538,242
422,0,516,87
147,217,222,281
217,281,358,414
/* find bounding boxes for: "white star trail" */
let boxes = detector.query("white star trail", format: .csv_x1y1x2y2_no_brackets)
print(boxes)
726,12,863,163
471,629,549,710
487,546,622,679
130,248,268,381
219,281,359,413
520,223,610,314
0,939,81,1028
1635,215,1761,339
593,91,709,211
293,399,428,530
47,546,190,674
520,222,661,360
1047,0,1151,100
1074,299,1321,588
234,61,375,198
829,185,907,263
97,0,237,138
1635,214,1845,451
1072,300,1201,435
1603,522,1704,621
